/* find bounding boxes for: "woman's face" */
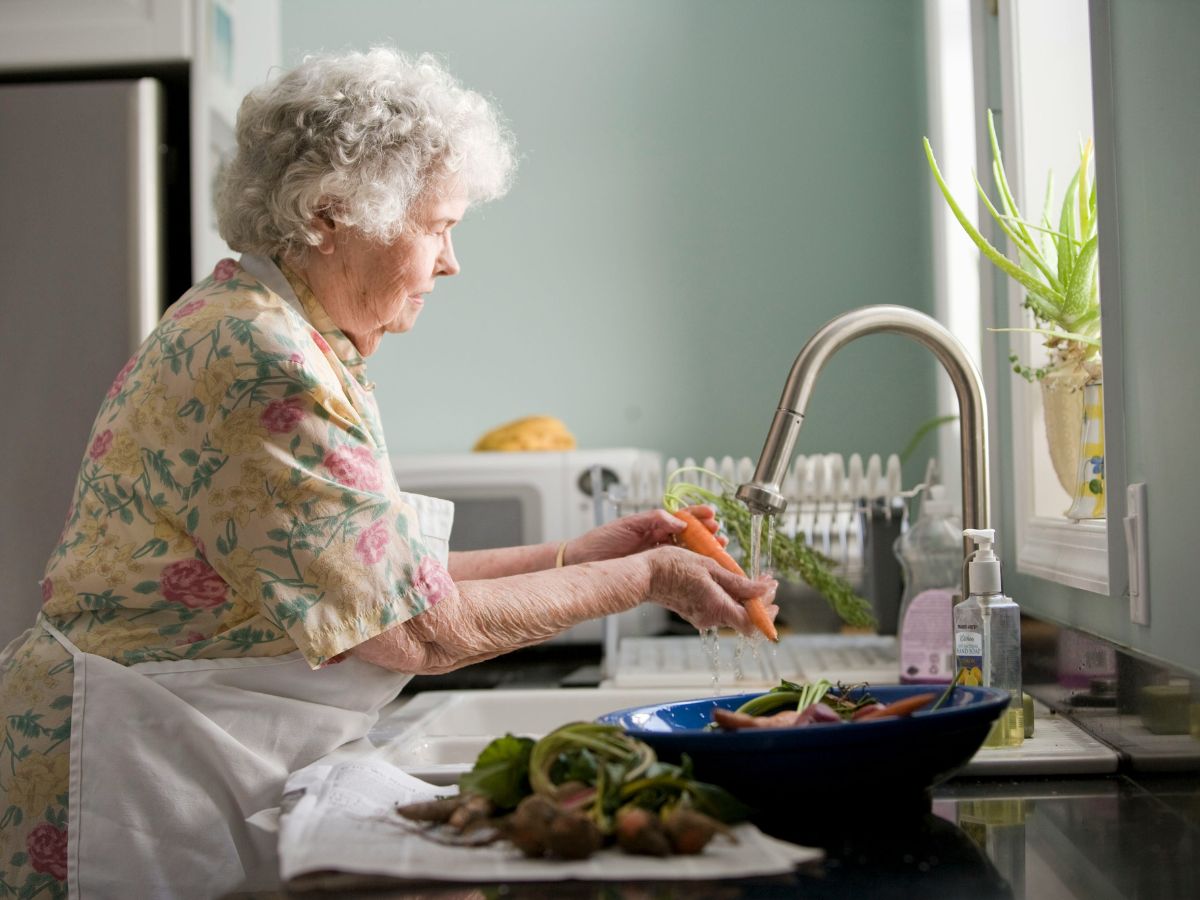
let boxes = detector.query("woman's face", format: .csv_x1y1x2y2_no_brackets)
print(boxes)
315,182,468,356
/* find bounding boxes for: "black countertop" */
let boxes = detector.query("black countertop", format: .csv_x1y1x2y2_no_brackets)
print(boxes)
266,643,1199,899
270,773,1198,899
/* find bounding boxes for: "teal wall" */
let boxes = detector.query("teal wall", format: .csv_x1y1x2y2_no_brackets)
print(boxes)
1000,0,1200,676
281,0,937,474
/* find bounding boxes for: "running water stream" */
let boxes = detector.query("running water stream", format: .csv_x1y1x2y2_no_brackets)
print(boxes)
703,511,782,688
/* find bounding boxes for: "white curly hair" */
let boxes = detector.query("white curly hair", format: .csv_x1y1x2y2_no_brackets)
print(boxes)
215,48,516,260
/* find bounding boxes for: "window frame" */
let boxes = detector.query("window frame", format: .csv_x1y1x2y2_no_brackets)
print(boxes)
992,0,1127,597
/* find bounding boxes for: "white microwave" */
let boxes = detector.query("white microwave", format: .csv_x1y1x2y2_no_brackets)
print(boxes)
391,448,666,643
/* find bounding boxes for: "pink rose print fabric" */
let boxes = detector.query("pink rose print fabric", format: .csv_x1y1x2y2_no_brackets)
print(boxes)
171,297,207,320
260,396,306,434
88,429,113,460
213,258,238,282
355,520,390,565
26,822,68,882
413,556,454,606
160,558,228,609
311,329,333,354
107,355,137,398
0,259,442,893
324,446,383,492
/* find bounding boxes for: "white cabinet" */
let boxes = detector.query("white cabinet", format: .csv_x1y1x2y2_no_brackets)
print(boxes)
0,0,281,280
0,0,191,67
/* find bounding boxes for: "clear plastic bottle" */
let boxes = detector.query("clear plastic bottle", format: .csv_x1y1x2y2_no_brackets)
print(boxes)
954,528,1024,747
893,485,961,684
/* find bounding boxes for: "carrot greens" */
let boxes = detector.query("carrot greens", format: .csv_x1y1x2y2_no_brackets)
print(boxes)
664,467,876,629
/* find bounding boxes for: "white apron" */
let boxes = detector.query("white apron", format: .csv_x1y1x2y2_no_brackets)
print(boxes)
41,492,453,899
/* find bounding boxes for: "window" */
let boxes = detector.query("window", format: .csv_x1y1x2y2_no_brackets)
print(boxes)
926,0,1124,595
998,0,1110,593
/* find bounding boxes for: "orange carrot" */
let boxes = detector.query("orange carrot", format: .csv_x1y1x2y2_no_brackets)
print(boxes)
853,692,938,721
672,509,779,642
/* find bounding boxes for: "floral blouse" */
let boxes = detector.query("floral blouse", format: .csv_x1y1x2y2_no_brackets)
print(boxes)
0,257,453,895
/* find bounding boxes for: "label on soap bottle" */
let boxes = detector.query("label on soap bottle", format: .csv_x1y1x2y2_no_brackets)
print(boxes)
899,588,954,683
955,628,984,686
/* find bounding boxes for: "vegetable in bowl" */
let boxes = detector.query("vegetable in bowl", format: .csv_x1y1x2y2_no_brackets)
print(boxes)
596,680,1010,825
707,672,962,730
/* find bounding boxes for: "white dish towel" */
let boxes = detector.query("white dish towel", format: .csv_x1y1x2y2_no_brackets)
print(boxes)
275,754,822,888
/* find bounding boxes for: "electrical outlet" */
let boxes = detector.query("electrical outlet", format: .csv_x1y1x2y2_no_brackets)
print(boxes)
1124,483,1149,625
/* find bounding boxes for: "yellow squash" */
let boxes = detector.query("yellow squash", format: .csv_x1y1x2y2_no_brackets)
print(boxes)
472,415,576,452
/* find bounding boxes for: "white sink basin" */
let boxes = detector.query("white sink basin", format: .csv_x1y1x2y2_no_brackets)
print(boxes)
369,687,709,783
366,687,1121,785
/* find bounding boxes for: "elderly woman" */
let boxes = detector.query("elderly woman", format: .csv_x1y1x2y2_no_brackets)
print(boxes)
0,49,775,895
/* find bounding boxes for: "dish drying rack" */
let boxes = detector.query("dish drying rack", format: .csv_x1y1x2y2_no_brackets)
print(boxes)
605,452,910,583
591,452,922,680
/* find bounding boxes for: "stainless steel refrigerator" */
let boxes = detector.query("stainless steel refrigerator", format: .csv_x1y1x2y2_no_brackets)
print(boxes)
0,78,171,648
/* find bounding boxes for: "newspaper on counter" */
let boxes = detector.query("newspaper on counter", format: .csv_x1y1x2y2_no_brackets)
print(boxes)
277,755,822,887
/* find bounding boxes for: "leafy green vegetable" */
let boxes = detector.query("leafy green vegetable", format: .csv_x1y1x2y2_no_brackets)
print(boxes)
457,733,534,810
931,666,964,711
729,679,879,719
551,747,599,787
618,755,748,824
461,722,747,835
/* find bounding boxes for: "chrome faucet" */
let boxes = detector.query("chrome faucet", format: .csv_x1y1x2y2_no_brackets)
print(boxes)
736,305,990,540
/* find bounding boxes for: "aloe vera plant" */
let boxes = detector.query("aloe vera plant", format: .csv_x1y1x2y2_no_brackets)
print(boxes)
924,110,1100,381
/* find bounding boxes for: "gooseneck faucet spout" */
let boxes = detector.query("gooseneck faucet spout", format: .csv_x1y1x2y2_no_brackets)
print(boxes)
735,305,990,535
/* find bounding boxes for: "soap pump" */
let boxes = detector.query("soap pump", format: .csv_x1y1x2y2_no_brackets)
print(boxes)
953,528,1024,747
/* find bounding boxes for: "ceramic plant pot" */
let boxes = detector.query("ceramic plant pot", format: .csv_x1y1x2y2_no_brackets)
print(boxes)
1039,361,1099,497
1065,379,1106,520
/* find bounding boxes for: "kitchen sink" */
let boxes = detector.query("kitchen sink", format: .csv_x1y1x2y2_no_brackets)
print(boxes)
368,687,706,782
367,686,1120,785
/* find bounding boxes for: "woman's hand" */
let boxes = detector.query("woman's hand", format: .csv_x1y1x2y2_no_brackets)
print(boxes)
563,505,726,566
642,544,778,637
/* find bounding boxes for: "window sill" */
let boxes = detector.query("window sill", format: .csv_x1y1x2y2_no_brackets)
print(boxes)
1016,516,1108,594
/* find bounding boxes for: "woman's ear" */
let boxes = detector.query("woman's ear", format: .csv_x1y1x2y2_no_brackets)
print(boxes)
312,209,337,255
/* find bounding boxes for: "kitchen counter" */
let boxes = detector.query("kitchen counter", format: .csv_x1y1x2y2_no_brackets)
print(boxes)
258,772,1197,898
244,634,1198,898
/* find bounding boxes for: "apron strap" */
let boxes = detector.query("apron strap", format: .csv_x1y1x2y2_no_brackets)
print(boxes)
36,612,81,658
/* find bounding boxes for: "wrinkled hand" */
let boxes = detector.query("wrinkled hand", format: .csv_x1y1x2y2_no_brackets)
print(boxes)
565,506,726,565
642,545,778,638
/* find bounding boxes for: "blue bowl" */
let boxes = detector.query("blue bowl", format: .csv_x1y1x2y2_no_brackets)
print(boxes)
597,685,1010,820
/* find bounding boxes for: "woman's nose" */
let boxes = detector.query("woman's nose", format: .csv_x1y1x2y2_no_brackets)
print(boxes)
437,235,460,277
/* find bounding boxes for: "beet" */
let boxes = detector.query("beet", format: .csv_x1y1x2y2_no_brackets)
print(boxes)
506,794,560,857
395,795,463,824
615,806,672,857
544,809,604,860
662,807,733,855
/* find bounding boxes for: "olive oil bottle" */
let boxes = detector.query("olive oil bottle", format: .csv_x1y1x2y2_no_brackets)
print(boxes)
954,529,1024,747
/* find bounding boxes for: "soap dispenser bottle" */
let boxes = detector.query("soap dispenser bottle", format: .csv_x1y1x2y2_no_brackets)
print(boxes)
893,484,961,684
954,528,1024,747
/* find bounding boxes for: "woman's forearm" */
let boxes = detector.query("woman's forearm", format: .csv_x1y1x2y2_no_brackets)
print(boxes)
447,542,562,579
354,556,645,674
